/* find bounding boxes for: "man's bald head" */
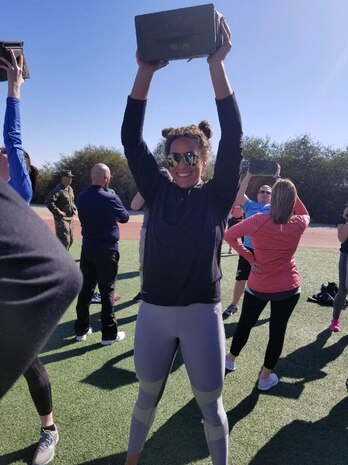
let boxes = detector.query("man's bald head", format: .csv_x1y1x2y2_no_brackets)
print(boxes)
91,163,111,187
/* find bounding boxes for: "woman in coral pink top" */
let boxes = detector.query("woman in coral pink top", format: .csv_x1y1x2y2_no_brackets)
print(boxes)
224,179,310,390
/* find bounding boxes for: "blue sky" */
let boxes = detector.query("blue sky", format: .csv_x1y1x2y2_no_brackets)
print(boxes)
1,0,347,168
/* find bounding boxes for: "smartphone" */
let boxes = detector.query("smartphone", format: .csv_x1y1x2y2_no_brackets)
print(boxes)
0,41,30,81
249,159,277,176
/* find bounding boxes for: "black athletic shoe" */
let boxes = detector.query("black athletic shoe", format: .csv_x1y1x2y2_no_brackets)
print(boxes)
133,292,142,303
91,292,101,303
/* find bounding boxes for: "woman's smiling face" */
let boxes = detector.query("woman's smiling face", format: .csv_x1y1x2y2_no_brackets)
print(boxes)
168,137,204,189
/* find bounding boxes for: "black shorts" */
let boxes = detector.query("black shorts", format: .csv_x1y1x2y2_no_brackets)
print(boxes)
227,216,243,229
235,247,254,281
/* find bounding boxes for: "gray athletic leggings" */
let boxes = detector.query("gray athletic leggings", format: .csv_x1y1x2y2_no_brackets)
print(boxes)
128,302,228,465
333,252,348,320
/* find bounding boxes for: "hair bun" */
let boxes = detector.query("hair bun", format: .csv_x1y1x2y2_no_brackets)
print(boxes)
162,127,175,138
198,120,213,139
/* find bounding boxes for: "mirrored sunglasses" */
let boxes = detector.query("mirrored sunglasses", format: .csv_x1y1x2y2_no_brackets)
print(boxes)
166,151,200,168
259,190,271,195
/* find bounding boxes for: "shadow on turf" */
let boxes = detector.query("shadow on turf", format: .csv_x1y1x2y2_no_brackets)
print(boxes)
5,396,347,465
80,398,209,465
39,342,104,365
40,300,137,354
227,386,261,432
0,443,37,465
224,328,348,402
117,271,139,280
82,349,137,389
82,349,185,391
248,396,348,465
276,328,348,399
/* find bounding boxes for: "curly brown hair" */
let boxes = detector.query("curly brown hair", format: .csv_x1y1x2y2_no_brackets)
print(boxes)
162,120,213,163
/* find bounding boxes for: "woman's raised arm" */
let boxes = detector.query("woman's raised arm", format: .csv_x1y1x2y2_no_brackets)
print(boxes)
208,17,233,100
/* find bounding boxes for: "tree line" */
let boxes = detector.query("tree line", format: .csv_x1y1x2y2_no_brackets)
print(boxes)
33,135,347,224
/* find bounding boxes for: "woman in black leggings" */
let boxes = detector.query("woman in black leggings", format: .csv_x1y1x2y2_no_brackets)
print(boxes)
225,179,310,390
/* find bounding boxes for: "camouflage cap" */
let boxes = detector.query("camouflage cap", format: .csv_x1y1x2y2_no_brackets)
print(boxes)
60,169,74,177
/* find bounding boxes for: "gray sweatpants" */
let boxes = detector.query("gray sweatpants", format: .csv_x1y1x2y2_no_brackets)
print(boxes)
128,301,229,465
333,252,348,320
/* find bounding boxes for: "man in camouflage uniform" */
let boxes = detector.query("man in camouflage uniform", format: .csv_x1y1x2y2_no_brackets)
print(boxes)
45,170,77,250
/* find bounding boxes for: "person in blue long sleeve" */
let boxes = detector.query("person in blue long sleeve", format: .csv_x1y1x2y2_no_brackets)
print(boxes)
0,49,63,465
0,51,38,204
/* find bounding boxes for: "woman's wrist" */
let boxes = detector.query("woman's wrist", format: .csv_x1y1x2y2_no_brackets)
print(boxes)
8,81,21,99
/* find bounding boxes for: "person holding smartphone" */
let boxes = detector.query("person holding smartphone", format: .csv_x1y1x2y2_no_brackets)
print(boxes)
223,168,279,316
329,203,348,332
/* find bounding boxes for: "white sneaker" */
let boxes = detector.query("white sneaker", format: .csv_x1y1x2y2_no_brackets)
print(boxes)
258,373,279,391
32,427,59,465
225,354,236,371
75,326,92,342
101,331,125,346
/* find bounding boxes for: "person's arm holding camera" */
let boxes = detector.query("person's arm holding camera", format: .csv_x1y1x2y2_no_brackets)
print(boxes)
233,161,281,207
273,163,281,179
233,171,254,206
0,50,32,203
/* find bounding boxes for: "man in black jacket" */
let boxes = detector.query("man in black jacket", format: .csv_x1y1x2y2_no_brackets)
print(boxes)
74,163,129,345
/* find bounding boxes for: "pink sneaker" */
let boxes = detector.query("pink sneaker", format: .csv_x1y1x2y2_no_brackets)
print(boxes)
329,319,341,332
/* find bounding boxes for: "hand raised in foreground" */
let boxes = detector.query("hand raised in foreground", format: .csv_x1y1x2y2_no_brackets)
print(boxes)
136,50,169,73
0,49,24,98
207,16,232,64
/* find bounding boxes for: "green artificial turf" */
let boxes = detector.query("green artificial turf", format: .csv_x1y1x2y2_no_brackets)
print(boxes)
0,241,347,465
